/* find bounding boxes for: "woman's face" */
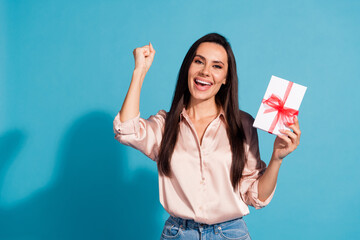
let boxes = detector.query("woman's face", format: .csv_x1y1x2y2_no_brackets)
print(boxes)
187,42,228,104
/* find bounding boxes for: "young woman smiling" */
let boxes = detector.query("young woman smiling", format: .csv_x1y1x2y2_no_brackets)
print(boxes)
113,33,301,240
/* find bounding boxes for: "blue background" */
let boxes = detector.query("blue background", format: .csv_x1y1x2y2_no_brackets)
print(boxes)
1,0,359,239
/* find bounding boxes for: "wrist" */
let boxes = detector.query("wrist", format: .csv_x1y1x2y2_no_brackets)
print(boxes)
133,67,147,77
270,153,283,164
133,68,147,82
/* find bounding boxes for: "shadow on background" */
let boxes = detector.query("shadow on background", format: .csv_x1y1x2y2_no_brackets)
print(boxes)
0,112,161,240
0,129,26,180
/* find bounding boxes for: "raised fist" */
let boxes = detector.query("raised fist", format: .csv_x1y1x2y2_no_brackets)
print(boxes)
133,42,155,74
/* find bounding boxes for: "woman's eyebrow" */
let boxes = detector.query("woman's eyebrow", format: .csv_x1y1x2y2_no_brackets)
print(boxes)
195,54,225,65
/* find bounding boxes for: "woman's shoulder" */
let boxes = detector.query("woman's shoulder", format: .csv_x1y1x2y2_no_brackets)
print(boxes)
149,109,168,121
238,109,258,135
156,109,168,117
238,109,255,125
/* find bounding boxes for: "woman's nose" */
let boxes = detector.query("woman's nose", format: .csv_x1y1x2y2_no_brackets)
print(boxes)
200,64,210,76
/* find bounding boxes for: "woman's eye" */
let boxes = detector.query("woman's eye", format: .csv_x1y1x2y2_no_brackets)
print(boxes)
214,65,222,69
194,59,203,64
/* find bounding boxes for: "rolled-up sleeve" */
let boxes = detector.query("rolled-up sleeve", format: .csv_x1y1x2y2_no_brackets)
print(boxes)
113,110,167,161
239,112,276,209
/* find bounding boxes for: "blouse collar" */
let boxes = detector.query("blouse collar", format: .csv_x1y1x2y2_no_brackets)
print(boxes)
179,106,226,122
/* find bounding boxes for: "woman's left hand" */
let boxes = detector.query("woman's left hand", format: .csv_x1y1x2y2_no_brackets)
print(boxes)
272,116,301,160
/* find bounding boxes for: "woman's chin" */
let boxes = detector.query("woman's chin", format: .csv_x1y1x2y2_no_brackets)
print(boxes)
189,94,215,103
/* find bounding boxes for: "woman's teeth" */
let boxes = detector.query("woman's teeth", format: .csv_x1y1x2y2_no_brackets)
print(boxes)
195,79,212,86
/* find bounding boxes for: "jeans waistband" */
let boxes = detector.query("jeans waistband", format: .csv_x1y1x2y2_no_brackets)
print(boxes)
168,215,243,230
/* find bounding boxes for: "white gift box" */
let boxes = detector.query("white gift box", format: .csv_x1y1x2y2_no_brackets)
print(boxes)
253,76,307,135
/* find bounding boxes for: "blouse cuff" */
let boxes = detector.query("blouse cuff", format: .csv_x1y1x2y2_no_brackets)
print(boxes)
113,112,140,135
249,180,277,209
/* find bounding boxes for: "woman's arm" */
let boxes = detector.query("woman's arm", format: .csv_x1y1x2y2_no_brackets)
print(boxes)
120,43,155,122
257,116,301,201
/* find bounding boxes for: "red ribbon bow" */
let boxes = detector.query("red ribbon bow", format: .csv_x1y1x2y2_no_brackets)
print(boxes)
262,81,299,134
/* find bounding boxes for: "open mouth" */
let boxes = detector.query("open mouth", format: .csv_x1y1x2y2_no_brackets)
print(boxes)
194,78,213,87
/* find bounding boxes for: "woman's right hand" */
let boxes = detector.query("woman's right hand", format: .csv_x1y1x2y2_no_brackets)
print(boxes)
133,42,155,75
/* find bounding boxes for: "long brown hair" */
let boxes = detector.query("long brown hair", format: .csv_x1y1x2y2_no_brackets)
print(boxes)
157,33,247,191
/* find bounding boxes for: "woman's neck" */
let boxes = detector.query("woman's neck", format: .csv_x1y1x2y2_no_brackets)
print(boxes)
186,98,220,121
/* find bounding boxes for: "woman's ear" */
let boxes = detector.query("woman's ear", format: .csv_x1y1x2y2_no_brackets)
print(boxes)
222,78,226,85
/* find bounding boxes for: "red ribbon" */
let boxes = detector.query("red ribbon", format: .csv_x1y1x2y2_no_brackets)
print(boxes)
262,81,299,134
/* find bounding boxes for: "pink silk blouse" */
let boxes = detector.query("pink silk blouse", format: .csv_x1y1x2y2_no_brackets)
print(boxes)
113,107,275,225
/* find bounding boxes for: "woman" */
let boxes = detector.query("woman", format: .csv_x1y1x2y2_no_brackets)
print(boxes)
113,33,301,239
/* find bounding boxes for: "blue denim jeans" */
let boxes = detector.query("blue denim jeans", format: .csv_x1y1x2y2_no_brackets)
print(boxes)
160,215,251,240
